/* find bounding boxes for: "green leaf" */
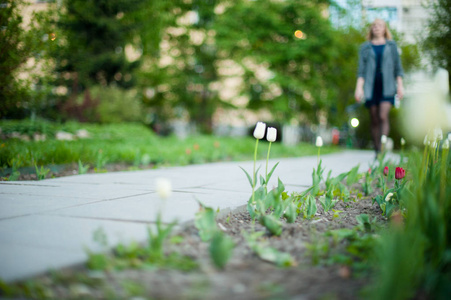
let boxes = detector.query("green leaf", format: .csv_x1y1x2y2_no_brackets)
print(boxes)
281,191,289,200
254,166,262,187
284,201,297,223
239,166,253,187
304,195,317,219
209,232,234,270
263,190,276,212
346,164,360,185
356,214,371,232
299,185,315,197
384,202,397,217
244,231,295,267
256,246,296,267
332,209,343,219
276,177,285,194
259,214,282,236
247,199,257,219
373,194,382,206
86,252,110,271
266,161,280,183
194,202,217,242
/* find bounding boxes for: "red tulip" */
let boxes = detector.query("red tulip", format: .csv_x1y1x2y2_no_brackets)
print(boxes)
395,167,405,180
383,166,389,176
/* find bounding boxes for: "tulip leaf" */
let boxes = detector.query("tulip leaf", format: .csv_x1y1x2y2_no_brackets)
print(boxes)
195,201,218,242
356,214,371,232
282,191,289,200
244,231,295,267
336,170,351,184
247,199,257,219
372,194,383,206
304,195,317,219
264,190,276,211
300,185,315,197
266,162,280,183
239,167,253,188
276,178,285,194
256,247,296,267
339,183,351,202
259,214,282,236
253,166,262,187
284,201,297,223
385,201,396,217
319,186,337,213
209,232,234,269
346,164,360,185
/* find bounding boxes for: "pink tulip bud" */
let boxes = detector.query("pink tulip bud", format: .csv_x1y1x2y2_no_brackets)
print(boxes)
395,167,405,180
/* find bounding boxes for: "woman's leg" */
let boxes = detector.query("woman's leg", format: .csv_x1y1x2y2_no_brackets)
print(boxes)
379,101,392,136
369,105,381,153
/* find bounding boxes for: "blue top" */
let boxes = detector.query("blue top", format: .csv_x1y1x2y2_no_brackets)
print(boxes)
372,44,385,74
357,40,404,100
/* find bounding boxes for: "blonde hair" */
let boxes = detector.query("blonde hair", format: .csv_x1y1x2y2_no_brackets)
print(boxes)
367,19,392,40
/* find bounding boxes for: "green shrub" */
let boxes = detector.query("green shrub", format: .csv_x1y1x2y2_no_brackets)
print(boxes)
0,118,57,138
89,86,145,124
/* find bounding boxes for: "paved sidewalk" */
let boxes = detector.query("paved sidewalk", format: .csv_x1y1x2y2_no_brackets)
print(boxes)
0,150,394,282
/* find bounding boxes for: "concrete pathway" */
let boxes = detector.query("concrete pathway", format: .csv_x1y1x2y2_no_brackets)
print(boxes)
0,150,395,282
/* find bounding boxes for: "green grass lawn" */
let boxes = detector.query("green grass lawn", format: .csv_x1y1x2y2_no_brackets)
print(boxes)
0,120,341,177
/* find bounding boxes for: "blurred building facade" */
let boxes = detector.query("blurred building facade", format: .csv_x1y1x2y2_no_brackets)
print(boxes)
331,0,430,44
362,0,430,44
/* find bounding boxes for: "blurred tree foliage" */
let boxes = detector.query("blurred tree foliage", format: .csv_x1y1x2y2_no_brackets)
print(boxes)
3,0,421,133
139,0,226,133
140,0,366,131
215,0,345,125
47,0,154,121
50,0,148,88
0,0,52,119
423,0,451,95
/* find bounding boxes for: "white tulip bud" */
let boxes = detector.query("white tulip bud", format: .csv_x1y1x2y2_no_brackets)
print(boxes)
266,127,277,142
443,139,449,150
400,138,405,146
156,178,172,199
316,136,323,147
381,135,387,144
385,192,393,202
434,126,443,141
431,141,437,149
253,122,266,140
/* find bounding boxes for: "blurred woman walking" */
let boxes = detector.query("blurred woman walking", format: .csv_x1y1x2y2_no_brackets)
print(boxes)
354,19,404,158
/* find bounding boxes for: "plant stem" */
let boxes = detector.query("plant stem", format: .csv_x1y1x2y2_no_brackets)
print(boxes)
422,147,430,184
400,145,404,165
440,148,448,204
252,139,259,205
265,141,272,193
317,147,320,167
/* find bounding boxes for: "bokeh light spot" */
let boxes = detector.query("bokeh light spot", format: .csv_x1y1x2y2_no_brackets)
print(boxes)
351,118,359,128
294,30,306,39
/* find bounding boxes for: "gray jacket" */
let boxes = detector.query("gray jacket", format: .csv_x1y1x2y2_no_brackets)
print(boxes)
357,40,404,100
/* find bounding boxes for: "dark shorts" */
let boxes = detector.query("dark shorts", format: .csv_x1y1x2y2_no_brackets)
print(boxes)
365,72,395,108
365,96,395,108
